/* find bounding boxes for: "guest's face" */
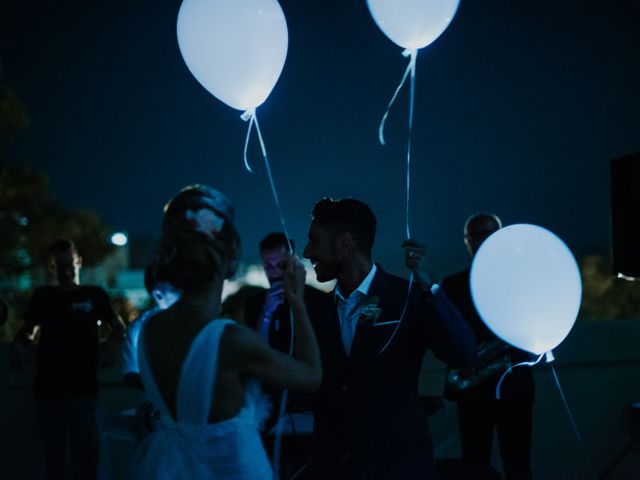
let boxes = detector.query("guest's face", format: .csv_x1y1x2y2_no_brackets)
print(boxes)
464,217,499,258
50,249,82,287
303,221,341,283
261,247,288,286
152,282,181,310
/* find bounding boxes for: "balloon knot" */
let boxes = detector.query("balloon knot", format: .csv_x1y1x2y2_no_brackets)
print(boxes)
241,109,255,122
402,48,418,59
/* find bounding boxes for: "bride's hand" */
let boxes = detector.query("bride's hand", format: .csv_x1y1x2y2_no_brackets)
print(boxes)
283,255,306,307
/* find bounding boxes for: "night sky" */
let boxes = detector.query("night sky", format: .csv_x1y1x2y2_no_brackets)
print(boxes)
2,0,639,277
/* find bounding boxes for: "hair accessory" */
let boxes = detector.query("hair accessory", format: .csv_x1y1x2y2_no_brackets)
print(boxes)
184,208,225,238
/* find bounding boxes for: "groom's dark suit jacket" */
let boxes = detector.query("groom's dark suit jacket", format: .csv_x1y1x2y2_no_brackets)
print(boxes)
311,265,476,480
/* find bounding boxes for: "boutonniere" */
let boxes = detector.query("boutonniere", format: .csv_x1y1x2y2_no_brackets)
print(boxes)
358,295,382,327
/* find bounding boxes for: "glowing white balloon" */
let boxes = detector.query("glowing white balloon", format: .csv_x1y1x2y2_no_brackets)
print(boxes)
177,0,288,111
470,224,582,355
366,0,461,50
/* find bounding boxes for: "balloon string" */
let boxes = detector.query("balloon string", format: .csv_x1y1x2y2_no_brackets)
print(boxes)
378,48,417,146
551,364,583,444
377,49,418,354
379,273,414,353
273,388,289,480
241,109,293,480
406,49,416,239
273,305,296,480
241,109,293,252
495,353,545,400
242,109,256,173
376,49,417,238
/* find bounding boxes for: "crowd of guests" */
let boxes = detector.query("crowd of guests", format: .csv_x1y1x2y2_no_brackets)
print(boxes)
8,184,536,480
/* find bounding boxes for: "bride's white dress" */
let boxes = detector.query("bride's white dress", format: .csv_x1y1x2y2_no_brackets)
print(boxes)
128,319,273,479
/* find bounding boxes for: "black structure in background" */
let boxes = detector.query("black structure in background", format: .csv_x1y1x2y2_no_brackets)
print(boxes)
611,152,640,279
599,401,640,479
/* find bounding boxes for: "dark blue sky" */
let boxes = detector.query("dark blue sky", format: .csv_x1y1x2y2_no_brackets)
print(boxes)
2,0,639,276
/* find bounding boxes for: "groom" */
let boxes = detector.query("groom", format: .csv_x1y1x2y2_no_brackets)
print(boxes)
303,198,476,479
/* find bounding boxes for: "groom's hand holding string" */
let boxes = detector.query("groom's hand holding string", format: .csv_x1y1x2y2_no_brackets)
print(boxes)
402,238,433,291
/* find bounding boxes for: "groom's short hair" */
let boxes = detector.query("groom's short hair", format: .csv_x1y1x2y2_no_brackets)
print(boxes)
311,198,376,257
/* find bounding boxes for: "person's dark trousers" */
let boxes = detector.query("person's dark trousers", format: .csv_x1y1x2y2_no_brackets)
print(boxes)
302,457,356,480
456,370,534,480
35,396,99,480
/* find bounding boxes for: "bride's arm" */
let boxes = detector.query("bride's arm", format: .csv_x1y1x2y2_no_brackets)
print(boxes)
226,256,322,392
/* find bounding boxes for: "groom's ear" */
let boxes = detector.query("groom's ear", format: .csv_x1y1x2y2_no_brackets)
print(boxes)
335,232,353,260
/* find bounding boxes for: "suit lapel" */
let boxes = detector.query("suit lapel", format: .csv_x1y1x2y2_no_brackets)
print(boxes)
350,266,398,358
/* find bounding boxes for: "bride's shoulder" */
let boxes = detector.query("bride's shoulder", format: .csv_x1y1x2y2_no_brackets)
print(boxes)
218,321,267,363
220,321,259,346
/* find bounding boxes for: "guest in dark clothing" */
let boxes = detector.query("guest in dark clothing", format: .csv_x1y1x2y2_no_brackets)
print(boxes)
10,239,125,480
0,298,8,327
302,197,476,480
441,213,535,480
245,233,327,354
122,261,180,391
244,233,327,437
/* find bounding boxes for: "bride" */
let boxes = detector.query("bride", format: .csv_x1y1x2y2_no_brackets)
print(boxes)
128,185,321,479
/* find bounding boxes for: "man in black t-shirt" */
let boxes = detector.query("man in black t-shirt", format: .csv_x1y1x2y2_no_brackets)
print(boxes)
0,298,7,327
10,239,124,480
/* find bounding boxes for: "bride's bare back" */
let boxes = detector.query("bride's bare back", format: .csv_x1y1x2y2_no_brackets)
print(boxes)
144,294,321,424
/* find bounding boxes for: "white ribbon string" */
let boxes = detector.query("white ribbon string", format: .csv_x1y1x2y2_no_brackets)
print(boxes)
378,48,417,238
551,364,583,444
405,49,416,239
497,353,583,446
379,273,414,354
378,49,418,353
272,306,296,480
241,109,293,250
241,108,293,480
377,49,418,354
273,387,289,480
242,109,256,173
378,49,417,146
495,352,545,400
496,354,585,449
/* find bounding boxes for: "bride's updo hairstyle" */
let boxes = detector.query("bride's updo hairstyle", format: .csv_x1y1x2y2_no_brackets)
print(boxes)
159,185,240,291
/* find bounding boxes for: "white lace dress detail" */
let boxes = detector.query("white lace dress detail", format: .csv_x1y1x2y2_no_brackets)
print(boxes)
128,319,272,479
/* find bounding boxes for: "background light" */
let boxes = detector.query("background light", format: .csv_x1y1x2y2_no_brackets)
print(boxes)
110,232,128,246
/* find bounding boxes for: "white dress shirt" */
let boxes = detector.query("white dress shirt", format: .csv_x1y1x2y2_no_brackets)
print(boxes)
334,264,377,354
